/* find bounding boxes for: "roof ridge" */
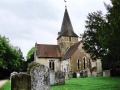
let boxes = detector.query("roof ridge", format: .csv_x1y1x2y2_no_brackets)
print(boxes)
37,44,58,46
61,41,81,60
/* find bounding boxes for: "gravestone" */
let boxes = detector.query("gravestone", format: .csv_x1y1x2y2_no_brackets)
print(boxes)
50,70,65,85
97,58,102,76
55,71,65,84
84,71,87,77
91,71,97,77
73,72,77,78
80,71,83,78
76,72,80,78
65,73,69,79
11,73,31,90
87,68,91,77
30,64,50,90
10,72,18,80
103,70,110,77
69,71,73,78
50,70,55,85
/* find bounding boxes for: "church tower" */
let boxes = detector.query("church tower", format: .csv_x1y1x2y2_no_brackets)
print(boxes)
57,8,78,55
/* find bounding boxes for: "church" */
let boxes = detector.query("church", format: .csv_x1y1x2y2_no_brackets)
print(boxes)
34,8,102,76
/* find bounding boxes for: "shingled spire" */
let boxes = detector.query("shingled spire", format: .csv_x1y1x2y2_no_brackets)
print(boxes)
57,8,78,39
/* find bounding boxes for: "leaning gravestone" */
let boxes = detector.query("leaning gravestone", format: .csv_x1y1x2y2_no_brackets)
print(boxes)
11,73,31,90
103,70,110,77
30,64,50,90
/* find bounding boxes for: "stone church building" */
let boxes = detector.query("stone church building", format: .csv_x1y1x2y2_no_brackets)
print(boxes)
34,8,102,76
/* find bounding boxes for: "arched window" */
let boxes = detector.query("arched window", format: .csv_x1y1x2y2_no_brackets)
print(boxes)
77,59,80,69
49,61,51,69
83,57,86,69
49,60,55,71
52,62,54,70
89,59,91,69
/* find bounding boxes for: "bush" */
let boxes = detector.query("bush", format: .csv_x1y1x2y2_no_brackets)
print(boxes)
27,61,39,74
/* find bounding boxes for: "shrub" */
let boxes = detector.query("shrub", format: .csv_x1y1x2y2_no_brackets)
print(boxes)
27,61,39,74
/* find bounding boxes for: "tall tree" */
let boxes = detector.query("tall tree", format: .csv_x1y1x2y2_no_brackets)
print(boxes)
0,35,23,71
21,47,35,72
82,0,120,68
26,47,35,61
82,11,106,60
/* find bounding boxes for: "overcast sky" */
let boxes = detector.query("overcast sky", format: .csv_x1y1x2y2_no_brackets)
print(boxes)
0,0,111,58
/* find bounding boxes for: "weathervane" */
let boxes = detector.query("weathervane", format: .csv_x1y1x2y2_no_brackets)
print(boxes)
64,0,67,9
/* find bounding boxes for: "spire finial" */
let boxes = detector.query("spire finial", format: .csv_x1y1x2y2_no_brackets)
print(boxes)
64,0,67,9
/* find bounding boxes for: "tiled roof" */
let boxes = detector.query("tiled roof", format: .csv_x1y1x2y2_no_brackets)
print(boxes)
36,44,62,58
61,41,81,60
57,9,78,39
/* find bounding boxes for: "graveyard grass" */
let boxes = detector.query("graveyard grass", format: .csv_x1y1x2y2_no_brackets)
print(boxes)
51,77,120,90
0,77,120,90
0,80,11,90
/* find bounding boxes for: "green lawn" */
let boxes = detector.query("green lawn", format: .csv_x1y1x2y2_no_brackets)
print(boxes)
51,77,120,90
0,80,11,90
0,77,120,90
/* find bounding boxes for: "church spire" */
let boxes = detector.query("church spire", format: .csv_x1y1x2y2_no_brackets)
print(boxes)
57,8,78,40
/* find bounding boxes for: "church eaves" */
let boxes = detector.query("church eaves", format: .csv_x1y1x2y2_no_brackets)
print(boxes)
57,9,78,40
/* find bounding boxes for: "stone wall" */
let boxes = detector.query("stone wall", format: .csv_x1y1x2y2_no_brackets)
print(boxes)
11,73,31,90
35,58,61,72
57,36,78,54
50,70,65,85
30,64,50,90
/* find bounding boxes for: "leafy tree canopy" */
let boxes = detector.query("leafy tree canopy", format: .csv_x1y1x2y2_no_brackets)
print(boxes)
81,0,120,68
26,47,34,60
0,35,23,71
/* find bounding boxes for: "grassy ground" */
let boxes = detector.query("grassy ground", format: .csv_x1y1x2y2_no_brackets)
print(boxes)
0,80,10,90
51,77,120,90
0,77,120,90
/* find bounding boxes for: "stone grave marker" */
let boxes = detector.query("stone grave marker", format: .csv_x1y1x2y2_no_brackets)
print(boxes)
69,71,73,78
50,70,65,85
73,72,77,78
76,72,80,78
103,70,110,77
50,70,55,85
55,71,65,84
80,71,83,78
11,73,31,90
30,64,50,90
